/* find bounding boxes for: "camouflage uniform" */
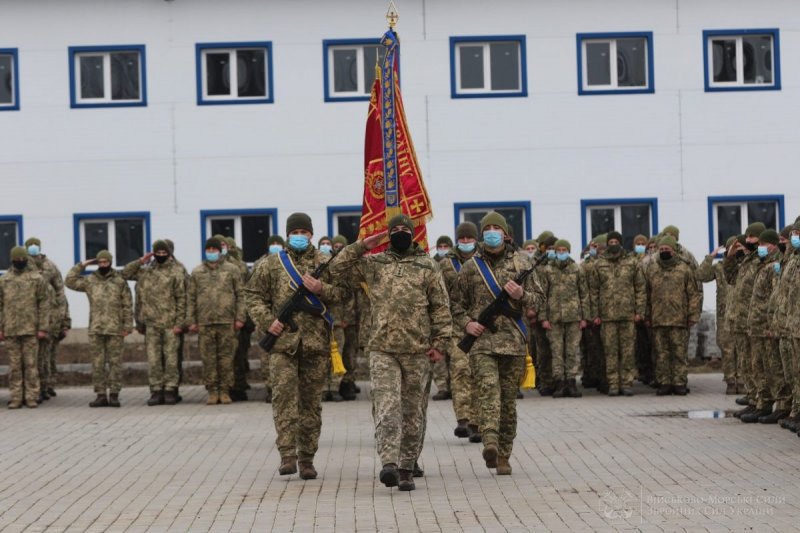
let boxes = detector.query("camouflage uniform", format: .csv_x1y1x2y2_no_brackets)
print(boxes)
451,245,544,460
580,256,604,387
644,257,702,388
30,255,66,395
122,259,186,393
532,254,554,392
748,250,784,410
771,247,800,417
0,265,49,404
539,257,589,384
246,247,344,463
65,264,132,395
331,241,452,471
724,252,761,406
589,253,645,392
187,259,245,395
696,254,735,385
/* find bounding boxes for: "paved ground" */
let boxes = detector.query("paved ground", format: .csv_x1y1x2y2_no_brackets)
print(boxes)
1,373,799,532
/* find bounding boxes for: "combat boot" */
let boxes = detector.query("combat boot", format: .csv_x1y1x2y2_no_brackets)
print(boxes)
454,419,470,438
537,386,553,397
279,456,297,475
672,386,688,396
147,391,162,406
38,391,48,403
656,385,672,396
735,396,750,406
379,463,398,487
206,391,219,405
551,380,566,398
741,406,772,423
733,405,755,418
219,391,232,404
7,400,22,409
736,383,746,394
725,382,737,395
108,393,121,407
298,462,317,480
432,390,451,401
46,387,57,397
468,425,482,443
621,388,634,397
353,384,361,393
163,390,177,405
565,379,582,398
339,381,357,401
759,409,790,424
175,388,183,403
25,399,38,409
496,457,512,475
229,389,248,402
781,415,800,432
412,461,424,478
89,394,108,408
398,469,415,491
516,389,524,399
482,443,498,469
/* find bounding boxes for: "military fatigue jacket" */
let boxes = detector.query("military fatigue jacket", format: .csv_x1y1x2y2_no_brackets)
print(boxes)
723,252,760,333
246,247,344,354
451,245,543,357
187,260,245,327
330,242,452,355
538,258,589,324
0,265,50,336
696,255,728,319
33,255,68,331
747,251,781,337
439,249,476,296
589,253,645,322
769,249,800,335
65,265,133,335
644,257,702,327
122,260,187,330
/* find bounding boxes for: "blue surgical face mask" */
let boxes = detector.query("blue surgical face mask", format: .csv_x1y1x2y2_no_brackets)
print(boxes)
757,245,769,258
589,248,598,257
634,244,646,254
320,244,332,255
556,251,570,262
792,235,800,249
205,251,220,262
269,244,283,254
774,262,782,274
483,230,503,248
27,245,41,256
221,247,228,256
457,242,475,253
436,248,449,257
288,234,310,251
546,249,556,259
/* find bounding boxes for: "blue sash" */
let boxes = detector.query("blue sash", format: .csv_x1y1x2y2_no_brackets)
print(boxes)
278,251,334,330
472,256,528,342
450,256,462,273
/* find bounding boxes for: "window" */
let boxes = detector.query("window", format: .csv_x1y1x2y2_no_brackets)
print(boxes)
327,206,362,244
454,202,531,246
0,48,20,111
73,212,150,268
68,45,147,108
450,36,527,98
708,195,784,250
581,199,658,250
201,209,278,263
323,39,386,102
703,29,781,91
0,215,23,271
577,32,654,95
196,42,273,105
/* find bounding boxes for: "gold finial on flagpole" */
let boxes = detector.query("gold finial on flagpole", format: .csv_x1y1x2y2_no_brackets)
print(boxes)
386,0,399,28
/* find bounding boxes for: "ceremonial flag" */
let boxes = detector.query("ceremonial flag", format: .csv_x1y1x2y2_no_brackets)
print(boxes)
359,28,432,253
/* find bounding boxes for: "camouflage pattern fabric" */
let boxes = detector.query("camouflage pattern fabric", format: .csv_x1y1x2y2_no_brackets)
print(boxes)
146,327,180,392
198,323,236,393
7,336,39,404
601,321,637,390
0,265,50,336
547,322,582,381
470,353,525,458
651,327,689,387
89,334,124,394
187,261,245,327
65,265,132,335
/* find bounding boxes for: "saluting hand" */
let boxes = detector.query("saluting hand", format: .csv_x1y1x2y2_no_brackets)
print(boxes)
362,231,388,251
140,252,155,264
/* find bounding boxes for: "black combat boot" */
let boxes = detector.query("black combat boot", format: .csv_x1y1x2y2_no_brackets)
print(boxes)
735,396,750,406
565,379,582,398
454,419,470,438
89,394,108,408
759,409,790,424
725,382,737,395
656,385,672,396
672,386,688,396
147,391,162,406
398,469,415,491
551,380,566,398
733,405,755,418
740,406,772,423
432,390,451,401
412,461,424,478
108,393,121,408
46,387,57,397
163,390,177,405
537,386,553,397
339,381,357,401
379,463,399,487
468,424,482,443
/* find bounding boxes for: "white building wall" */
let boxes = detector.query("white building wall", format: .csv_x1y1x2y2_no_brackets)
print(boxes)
2,0,798,326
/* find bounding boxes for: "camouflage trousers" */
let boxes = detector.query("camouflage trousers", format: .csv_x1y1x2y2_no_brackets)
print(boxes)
471,353,524,458
89,334,123,394
145,327,180,392
601,321,636,390
370,351,431,471
198,324,236,393
49,336,61,387
733,333,755,405
260,350,272,389
717,322,736,385
533,324,552,389
232,327,252,393
270,344,328,461
37,336,53,391
779,337,793,412
432,354,450,393
789,338,800,416
449,339,478,422
547,322,582,382
7,336,39,403
752,336,784,410
652,326,689,387
635,322,654,383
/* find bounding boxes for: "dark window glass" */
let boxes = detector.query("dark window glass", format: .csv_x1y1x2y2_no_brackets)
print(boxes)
333,48,358,93
717,205,742,246
463,208,525,246
84,222,109,260
712,39,737,82
586,42,611,86
115,218,144,265
241,215,271,263
236,49,266,97
589,208,615,239
210,218,235,239
206,52,231,96
362,45,386,93
748,201,777,230
743,35,773,84
0,222,17,270
336,214,361,245
80,55,105,99
0,55,12,105
110,52,140,100
490,42,520,91
620,205,651,250
459,45,484,89
616,38,646,87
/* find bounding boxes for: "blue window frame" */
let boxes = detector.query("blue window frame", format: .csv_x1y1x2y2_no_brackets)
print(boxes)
703,29,781,92
454,201,531,246
200,208,278,263
68,45,147,108
73,212,151,268
0,48,20,111
0,215,24,271
581,198,658,250
576,32,654,95
449,35,527,99
327,205,362,244
323,39,387,102
195,42,274,105
707,195,784,252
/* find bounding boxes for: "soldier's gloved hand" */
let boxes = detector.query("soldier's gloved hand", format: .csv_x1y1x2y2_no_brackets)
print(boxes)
268,320,285,336
234,320,245,330
466,321,485,337
426,348,444,362
36,331,47,340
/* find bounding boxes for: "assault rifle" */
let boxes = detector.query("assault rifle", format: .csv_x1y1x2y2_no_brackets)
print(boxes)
258,259,330,352
457,254,547,354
